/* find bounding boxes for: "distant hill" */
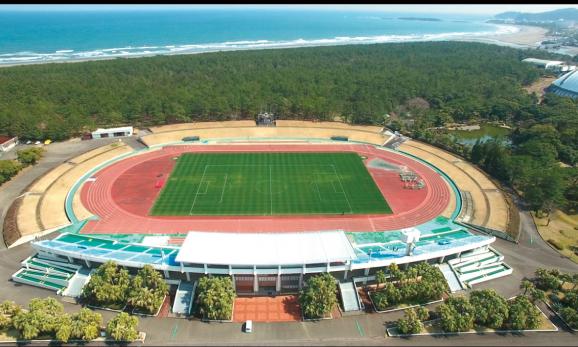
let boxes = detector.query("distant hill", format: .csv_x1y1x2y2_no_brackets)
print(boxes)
495,8,578,21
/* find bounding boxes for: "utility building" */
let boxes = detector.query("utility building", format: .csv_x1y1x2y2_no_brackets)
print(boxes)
91,126,133,139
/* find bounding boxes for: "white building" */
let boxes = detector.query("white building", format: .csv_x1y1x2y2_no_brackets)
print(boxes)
522,58,576,73
91,126,133,139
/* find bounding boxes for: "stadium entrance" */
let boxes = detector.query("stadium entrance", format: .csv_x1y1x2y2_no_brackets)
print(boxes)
234,274,301,295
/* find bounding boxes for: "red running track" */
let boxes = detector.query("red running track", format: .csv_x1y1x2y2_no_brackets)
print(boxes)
80,144,451,234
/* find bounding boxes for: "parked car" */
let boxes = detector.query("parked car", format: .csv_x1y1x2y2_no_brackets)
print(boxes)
34,141,41,145
25,140,32,145
244,320,253,333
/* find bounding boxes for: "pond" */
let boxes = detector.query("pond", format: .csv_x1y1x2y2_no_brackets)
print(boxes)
447,125,511,146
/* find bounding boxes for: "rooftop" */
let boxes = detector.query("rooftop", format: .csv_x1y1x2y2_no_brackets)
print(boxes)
0,135,16,144
176,230,357,266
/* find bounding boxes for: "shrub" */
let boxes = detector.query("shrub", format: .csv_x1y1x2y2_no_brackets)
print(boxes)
0,160,22,185
16,147,44,166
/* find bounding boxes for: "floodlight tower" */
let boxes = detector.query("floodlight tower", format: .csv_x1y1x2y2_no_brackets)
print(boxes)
400,228,421,257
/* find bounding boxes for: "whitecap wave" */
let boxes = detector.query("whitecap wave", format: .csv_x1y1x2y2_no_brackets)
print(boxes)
0,25,521,66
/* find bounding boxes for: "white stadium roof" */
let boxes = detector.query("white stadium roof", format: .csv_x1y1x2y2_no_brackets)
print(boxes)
175,230,357,266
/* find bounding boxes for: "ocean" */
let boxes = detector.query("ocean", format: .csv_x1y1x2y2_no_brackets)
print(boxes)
0,8,516,65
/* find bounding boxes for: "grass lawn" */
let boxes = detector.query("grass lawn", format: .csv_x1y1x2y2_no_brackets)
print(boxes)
533,210,578,263
151,152,391,216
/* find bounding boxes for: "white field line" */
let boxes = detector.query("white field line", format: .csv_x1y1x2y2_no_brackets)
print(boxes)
188,165,208,215
269,165,273,215
218,174,228,203
331,164,353,213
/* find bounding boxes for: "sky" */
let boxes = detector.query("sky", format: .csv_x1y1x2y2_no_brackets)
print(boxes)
1,4,578,15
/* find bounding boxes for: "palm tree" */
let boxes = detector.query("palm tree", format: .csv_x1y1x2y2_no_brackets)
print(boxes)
529,288,546,304
375,270,386,291
520,279,534,295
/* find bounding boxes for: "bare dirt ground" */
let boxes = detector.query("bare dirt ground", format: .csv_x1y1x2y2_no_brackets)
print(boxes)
524,76,558,99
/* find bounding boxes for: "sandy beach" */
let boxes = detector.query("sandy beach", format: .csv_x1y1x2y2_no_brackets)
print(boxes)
0,25,551,69
456,25,548,48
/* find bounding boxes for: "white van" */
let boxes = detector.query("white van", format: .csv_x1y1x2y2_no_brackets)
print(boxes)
244,320,253,333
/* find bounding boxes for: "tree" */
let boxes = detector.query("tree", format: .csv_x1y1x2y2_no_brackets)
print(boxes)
128,265,169,315
0,300,21,329
299,273,338,319
415,306,430,321
520,279,534,295
396,308,424,334
196,276,236,321
12,297,70,341
388,263,401,281
507,295,541,330
438,296,475,332
528,288,546,304
106,312,139,342
470,289,509,329
534,268,562,291
69,308,103,341
375,269,387,290
81,261,131,308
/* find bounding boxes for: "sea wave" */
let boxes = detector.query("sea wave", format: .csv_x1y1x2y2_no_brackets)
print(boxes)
0,25,520,66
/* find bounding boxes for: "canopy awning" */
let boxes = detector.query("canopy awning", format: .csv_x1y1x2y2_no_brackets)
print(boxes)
175,230,357,266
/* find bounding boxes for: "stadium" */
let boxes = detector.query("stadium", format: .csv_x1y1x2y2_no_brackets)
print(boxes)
11,120,512,311
548,69,578,99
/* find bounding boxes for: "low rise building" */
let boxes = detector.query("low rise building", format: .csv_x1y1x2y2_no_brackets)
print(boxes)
0,135,18,152
522,58,576,73
91,126,133,139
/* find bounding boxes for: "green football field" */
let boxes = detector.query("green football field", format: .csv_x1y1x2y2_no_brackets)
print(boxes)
150,152,391,216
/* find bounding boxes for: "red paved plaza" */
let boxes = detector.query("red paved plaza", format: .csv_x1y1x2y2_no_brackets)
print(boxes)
233,295,301,322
